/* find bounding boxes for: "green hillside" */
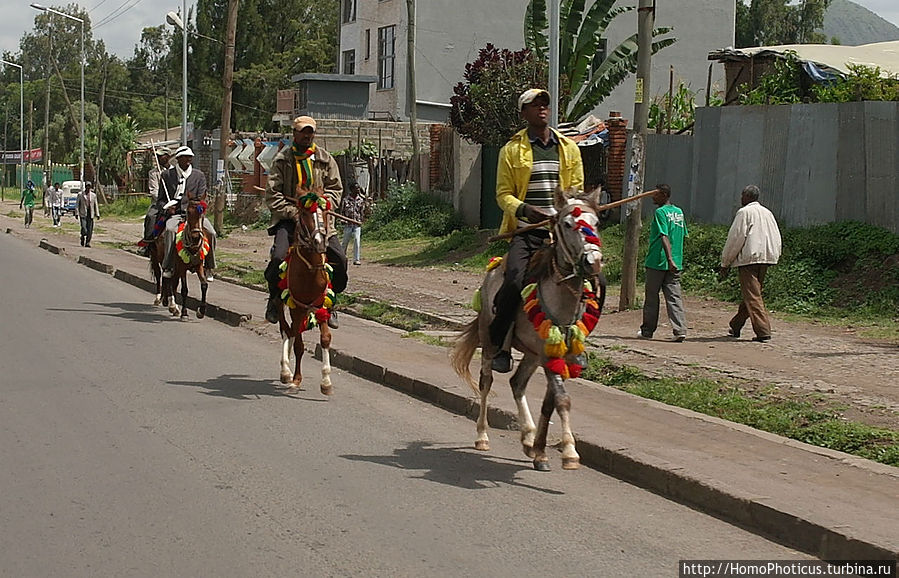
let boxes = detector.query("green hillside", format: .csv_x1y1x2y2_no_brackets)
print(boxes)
821,0,899,45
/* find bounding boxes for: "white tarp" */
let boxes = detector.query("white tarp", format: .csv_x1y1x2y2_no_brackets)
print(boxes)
711,40,899,77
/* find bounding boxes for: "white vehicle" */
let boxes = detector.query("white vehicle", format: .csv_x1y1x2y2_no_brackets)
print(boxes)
60,181,89,217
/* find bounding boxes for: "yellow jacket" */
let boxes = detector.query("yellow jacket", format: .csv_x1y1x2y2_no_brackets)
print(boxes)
495,127,584,235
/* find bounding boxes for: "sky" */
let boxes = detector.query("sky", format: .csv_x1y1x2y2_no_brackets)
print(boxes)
1,0,898,61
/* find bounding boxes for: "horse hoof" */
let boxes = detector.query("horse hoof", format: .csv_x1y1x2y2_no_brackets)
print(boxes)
196,310,205,319
562,457,581,470
153,297,162,306
522,444,536,458
533,460,551,472
474,440,490,451
180,316,189,322
280,373,292,384
320,383,333,396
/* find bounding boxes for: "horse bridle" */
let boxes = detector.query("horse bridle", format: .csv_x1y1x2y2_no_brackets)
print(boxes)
292,197,328,271
551,201,601,280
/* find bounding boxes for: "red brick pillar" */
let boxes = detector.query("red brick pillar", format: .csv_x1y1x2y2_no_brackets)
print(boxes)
253,137,264,191
605,112,629,202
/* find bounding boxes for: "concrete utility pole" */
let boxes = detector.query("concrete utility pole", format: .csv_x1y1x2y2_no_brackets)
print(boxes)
42,23,52,195
549,0,560,127
619,0,655,311
216,0,238,235
406,0,419,184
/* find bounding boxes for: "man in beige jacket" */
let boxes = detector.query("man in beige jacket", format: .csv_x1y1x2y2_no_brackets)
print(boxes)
263,115,347,325
719,185,782,342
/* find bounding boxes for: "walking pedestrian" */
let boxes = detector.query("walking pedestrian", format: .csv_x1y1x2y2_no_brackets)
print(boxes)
20,180,36,228
47,182,63,226
719,184,782,342
77,182,99,247
339,181,366,265
638,184,688,342
489,88,584,373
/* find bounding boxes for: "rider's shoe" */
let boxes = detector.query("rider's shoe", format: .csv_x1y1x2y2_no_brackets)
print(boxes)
327,311,339,329
162,269,174,279
264,297,281,324
136,245,150,257
492,350,513,373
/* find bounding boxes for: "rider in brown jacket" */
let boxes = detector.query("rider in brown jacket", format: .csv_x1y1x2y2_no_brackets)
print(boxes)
263,115,348,325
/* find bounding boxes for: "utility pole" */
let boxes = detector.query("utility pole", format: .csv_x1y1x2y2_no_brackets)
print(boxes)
27,100,33,187
95,56,109,204
216,0,238,236
42,22,52,197
406,0,419,184
619,0,654,311
548,0,560,127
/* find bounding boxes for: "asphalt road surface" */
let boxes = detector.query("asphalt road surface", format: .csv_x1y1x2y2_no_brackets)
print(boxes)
0,234,808,576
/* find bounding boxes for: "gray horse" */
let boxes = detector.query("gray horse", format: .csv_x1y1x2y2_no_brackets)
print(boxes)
452,186,606,471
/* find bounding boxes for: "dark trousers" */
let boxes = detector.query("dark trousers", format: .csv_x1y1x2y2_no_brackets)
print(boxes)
731,264,771,339
489,229,550,347
143,205,159,240
80,216,94,244
268,220,348,295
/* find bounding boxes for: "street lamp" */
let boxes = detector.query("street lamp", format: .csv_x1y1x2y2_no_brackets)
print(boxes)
0,59,23,198
166,5,188,145
30,3,84,190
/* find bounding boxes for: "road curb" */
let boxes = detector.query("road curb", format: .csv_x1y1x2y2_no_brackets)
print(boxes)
27,233,899,560
313,342,898,560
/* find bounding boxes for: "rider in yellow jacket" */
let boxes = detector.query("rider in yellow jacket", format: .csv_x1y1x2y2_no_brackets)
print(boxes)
489,89,584,373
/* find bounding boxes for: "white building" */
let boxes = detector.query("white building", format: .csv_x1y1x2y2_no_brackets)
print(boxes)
338,0,736,124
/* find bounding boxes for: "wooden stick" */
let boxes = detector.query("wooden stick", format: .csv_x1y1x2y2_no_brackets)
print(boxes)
487,189,659,242
252,185,362,225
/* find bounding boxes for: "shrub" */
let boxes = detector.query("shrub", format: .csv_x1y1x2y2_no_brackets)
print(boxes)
364,181,465,240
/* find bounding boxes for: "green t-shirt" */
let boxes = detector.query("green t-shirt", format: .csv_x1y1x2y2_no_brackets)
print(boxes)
644,204,687,270
21,189,35,208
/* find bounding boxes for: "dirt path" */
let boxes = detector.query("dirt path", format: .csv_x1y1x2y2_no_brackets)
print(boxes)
6,201,897,430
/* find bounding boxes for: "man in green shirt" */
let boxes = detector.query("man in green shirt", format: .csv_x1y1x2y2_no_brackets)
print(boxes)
19,180,36,228
639,184,688,341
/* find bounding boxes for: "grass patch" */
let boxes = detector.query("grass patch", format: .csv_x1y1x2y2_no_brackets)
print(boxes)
403,331,453,347
339,297,429,332
582,352,899,466
101,196,151,218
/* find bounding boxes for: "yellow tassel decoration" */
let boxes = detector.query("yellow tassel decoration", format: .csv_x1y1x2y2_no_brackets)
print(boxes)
471,288,482,312
486,256,503,271
569,339,585,356
545,341,568,358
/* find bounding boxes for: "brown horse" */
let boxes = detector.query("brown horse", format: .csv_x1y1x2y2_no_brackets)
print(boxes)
164,200,210,321
276,191,334,395
451,186,606,471
149,234,167,307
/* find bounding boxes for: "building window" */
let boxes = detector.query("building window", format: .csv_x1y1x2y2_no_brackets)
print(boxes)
342,49,355,75
364,29,371,60
342,0,356,23
377,25,395,90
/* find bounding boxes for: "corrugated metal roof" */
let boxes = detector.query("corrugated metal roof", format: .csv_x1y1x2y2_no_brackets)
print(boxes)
710,40,899,77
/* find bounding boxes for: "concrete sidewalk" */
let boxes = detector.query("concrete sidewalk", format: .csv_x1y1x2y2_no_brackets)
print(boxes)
9,225,899,561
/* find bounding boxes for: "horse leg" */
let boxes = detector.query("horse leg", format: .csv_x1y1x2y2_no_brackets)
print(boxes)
279,326,294,385
197,281,208,319
288,330,304,391
319,323,333,396
179,273,189,320
474,348,495,451
532,383,556,472
510,354,539,458
546,371,579,470
167,277,179,316
152,262,162,306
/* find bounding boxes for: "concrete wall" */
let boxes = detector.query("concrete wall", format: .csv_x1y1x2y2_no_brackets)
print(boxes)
341,0,734,123
644,102,899,233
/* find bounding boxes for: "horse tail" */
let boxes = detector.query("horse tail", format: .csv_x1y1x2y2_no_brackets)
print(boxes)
451,317,481,393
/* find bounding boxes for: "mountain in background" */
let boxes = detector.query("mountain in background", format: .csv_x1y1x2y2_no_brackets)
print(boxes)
821,0,899,45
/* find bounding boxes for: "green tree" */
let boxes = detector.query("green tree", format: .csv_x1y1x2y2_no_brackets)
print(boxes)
735,0,832,48
524,0,676,122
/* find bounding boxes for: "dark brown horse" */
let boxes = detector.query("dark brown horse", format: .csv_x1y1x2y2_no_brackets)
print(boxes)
164,200,210,321
149,234,166,307
452,187,606,471
276,190,334,395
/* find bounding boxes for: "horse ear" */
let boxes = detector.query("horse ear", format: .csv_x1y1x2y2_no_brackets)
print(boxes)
580,186,601,209
553,186,570,211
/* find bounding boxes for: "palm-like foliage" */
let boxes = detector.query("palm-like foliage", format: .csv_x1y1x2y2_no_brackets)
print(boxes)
525,0,676,122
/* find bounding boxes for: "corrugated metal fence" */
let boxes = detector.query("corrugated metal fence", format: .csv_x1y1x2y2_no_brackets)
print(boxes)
644,102,899,233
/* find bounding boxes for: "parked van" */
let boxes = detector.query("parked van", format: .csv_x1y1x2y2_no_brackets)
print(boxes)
60,181,87,217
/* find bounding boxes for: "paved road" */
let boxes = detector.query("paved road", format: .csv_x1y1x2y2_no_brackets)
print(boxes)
0,234,808,576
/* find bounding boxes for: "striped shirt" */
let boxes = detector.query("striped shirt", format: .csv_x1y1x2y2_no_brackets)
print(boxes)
519,133,559,227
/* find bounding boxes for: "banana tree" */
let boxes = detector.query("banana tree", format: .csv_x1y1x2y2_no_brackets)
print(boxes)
525,0,677,122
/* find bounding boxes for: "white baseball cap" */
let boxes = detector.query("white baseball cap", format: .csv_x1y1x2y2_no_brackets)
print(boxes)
518,88,550,111
174,146,194,158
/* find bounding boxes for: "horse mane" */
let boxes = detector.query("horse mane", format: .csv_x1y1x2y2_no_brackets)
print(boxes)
525,246,554,280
